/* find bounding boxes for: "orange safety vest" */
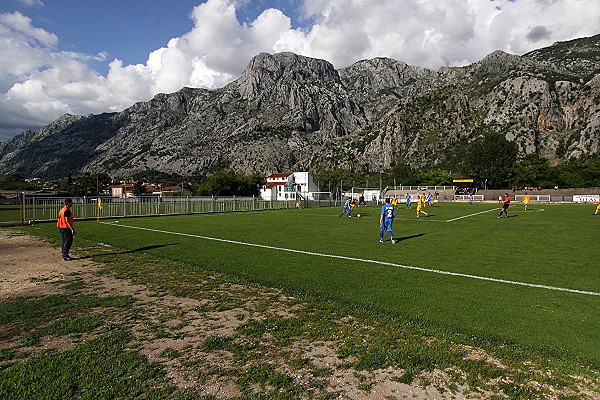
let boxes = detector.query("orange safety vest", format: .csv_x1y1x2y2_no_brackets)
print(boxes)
57,206,73,229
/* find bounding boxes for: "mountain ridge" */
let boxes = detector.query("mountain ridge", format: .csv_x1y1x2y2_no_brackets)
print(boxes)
1,34,599,178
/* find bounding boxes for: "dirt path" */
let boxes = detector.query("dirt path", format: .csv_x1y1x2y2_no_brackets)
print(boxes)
0,230,94,300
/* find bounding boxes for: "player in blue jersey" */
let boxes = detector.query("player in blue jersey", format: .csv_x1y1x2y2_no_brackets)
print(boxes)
405,193,412,208
379,198,397,244
339,197,353,217
426,192,433,207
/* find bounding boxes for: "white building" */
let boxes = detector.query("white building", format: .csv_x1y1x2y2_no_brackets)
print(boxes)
259,172,322,201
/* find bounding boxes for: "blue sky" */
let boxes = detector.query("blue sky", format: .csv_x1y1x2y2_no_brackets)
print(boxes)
20,2,201,73
0,0,599,141
0,1,307,75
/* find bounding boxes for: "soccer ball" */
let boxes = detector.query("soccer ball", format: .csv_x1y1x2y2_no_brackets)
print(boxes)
357,214,361,218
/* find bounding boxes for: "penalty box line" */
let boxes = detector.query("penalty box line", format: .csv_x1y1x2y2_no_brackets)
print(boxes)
100,221,600,297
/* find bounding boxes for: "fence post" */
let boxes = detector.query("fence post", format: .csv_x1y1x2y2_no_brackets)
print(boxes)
83,196,87,219
20,192,25,225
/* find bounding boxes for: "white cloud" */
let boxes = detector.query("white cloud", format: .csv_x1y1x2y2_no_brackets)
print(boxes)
17,0,44,7
1,0,599,142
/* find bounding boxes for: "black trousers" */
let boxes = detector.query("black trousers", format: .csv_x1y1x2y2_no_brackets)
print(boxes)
59,228,73,258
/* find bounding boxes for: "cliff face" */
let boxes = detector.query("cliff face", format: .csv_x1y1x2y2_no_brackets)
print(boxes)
1,35,599,178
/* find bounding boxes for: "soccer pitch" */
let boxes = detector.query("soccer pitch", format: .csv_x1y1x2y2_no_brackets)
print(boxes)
58,202,599,364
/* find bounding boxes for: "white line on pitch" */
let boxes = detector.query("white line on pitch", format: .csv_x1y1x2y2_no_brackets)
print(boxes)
394,217,448,223
446,208,500,222
99,222,600,297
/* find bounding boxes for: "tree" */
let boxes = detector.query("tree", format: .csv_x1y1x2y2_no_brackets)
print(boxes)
464,133,517,189
555,159,600,188
387,163,416,185
509,154,557,188
413,169,453,186
0,174,39,190
313,168,362,192
132,170,184,186
132,181,147,196
195,170,262,196
68,173,111,196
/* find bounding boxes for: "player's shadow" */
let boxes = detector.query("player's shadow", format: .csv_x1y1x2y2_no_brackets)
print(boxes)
78,243,180,259
396,233,425,242
123,243,181,253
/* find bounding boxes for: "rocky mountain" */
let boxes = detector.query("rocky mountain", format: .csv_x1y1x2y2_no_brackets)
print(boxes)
1,34,599,178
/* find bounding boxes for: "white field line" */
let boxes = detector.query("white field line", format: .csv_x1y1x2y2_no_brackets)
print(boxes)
446,208,500,222
100,221,600,297
394,217,448,223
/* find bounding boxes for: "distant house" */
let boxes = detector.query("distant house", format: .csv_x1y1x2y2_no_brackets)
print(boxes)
259,172,321,201
110,183,135,198
144,184,191,197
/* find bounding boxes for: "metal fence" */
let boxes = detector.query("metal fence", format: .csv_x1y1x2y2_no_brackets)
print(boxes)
1,192,595,226
0,195,342,226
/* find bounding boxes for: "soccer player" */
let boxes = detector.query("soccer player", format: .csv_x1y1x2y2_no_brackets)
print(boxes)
426,192,433,207
57,198,76,261
416,194,428,217
349,198,357,215
595,196,600,215
523,192,531,211
469,193,474,206
391,195,397,206
339,197,352,217
498,193,511,218
379,198,396,244
405,193,412,209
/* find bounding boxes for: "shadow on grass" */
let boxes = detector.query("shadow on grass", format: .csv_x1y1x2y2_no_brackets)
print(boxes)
397,233,425,242
77,243,181,259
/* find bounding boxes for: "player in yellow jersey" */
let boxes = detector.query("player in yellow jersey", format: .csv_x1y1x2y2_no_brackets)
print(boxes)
349,198,357,215
523,192,531,211
416,194,428,217
391,196,397,206
595,196,600,215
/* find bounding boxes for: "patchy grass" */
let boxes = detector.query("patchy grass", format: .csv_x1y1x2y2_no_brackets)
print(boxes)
1,225,599,399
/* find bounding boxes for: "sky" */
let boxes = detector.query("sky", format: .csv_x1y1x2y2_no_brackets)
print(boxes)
0,0,599,142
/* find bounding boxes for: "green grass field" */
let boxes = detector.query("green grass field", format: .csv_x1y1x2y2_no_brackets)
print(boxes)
40,201,600,365
0,204,22,226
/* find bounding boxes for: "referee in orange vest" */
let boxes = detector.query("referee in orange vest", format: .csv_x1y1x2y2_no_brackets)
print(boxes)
57,198,76,261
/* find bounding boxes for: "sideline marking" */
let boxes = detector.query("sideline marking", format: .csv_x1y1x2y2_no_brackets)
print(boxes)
100,222,600,297
446,208,499,222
